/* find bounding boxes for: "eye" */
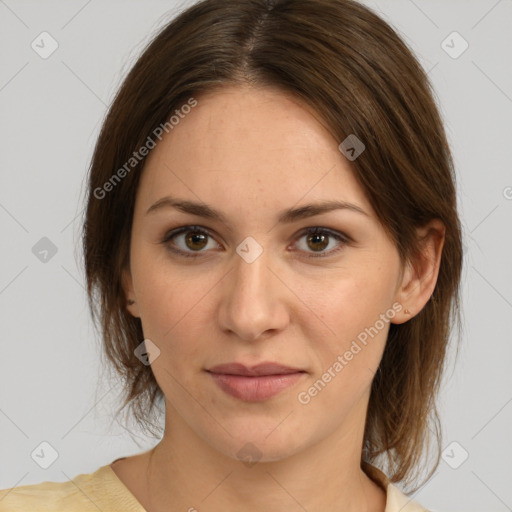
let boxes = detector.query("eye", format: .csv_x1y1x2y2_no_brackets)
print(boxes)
161,225,350,259
293,227,349,258
161,225,220,258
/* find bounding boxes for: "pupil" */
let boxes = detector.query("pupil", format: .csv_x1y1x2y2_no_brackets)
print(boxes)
187,232,207,250
309,233,328,251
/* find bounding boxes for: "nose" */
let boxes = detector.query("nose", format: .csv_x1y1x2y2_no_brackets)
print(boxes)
217,243,289,342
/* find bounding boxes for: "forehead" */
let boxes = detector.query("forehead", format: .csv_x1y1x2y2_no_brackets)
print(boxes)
135,85,372,219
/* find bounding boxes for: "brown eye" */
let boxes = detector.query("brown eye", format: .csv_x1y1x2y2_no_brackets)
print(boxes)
295,227,349,258
184,231,208,251
306,232,329,252
162,225,349,260
162,226,219,258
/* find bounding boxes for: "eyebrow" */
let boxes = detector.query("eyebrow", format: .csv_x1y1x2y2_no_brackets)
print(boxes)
145,196,369,226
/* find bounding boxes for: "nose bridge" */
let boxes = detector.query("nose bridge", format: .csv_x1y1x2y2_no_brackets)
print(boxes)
218,237,287,340
234,242,269,300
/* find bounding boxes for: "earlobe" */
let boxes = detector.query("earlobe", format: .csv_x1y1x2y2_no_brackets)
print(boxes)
392,219,445,324
121,267,140,318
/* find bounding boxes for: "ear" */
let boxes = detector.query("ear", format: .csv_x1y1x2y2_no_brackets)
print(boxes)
121,266,141,318
392,219,445,324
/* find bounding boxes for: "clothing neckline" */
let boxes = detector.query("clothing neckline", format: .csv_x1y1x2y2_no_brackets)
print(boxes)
103,456,422,512
102,457,147,511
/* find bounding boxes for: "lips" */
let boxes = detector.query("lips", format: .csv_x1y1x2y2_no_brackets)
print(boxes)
206,362,306,401
208,362,303,376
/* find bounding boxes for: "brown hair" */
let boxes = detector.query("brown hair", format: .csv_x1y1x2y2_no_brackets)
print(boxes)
82,0,462,492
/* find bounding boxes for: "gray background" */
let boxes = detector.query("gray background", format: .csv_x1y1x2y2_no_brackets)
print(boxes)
0,1,511,511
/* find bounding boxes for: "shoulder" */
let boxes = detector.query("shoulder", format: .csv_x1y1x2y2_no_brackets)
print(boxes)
0,478,85,511
0,464,143,512
386,482,431,512
362,462,432,512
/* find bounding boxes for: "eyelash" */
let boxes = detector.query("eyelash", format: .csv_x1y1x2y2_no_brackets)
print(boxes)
160,225,350,259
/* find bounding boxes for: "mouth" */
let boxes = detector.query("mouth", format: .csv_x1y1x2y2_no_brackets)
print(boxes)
206,362,307,402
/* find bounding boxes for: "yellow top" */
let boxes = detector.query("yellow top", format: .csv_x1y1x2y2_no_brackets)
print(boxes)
0,459,429,511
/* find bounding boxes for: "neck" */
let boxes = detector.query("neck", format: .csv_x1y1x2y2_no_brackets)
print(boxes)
142,397,386,512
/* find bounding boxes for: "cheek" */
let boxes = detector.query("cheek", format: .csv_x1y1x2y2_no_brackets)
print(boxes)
316,266,396,321
132,253,216,364
133,266,211,402
305,257,398,372
297,275,394,416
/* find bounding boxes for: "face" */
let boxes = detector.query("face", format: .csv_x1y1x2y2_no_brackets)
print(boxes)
122,84,410,463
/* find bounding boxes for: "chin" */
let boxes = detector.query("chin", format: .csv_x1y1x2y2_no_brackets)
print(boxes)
206,421,312,465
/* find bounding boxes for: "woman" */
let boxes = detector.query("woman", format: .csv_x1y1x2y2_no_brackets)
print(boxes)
0,0,462,510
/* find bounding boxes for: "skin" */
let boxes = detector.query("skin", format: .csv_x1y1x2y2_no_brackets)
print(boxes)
117,84,445,512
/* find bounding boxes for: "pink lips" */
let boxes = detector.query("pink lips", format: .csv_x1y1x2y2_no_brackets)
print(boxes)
206,362,305,401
